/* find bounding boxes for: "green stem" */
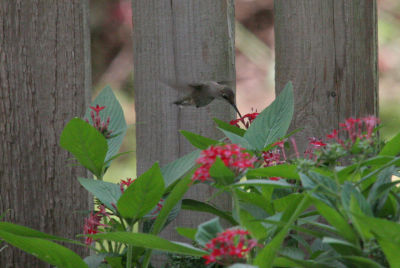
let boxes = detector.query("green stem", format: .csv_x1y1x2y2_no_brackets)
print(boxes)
231,188,241,225
126,220,137,268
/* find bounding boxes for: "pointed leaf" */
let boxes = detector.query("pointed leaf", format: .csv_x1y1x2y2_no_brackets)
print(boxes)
117,163,164,219
78,178,121,210
92,232,206,257
180,130,219,150
214,117,246,137
60,118,107,177
195,218,224,247
85,86,127,163
0,230,87,268
244,82,294,150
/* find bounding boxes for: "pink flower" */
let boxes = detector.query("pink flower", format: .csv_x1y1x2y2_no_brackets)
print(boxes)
119,178,135,193
83,206,110,245
202,228,258,265
230,111,259,129
89,104,105,116
85,105,113,139
192,144,256,182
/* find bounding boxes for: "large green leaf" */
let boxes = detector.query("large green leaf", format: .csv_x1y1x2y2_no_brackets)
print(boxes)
176,227,197,240
78,178,121,210
180,130,219,150
246,164,300,180
161,150,200,188
219,129,255,150
141,175,193,268
92,232,206,257
213,117,246,137
312,198,358,245
0,222,80,245
60,118,108,177
0,230,87,268
254,194,310,267
244,82,294,151
380,132,400,156
84,86,127,163
181,199,237,225
195,218,224,247
117,163,164,219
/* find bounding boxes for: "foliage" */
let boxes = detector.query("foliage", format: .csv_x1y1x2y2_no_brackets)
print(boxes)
2,82,400,268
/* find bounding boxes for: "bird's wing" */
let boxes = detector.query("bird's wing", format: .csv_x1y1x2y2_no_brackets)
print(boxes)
160,79,194,94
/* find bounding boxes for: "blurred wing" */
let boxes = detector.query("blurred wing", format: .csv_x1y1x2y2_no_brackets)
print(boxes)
160,79,194,94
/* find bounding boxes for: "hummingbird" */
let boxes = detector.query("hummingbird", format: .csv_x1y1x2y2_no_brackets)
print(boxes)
163,80,243,118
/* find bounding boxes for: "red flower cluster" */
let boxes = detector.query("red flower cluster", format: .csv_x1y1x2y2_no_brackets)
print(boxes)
203,229,258,265
192,144,256,182
86,104,113,139
230,112,259,129
326,116,380,145
83,205,110,245
304,137,327,160
261,140,288,180
119,178,135,193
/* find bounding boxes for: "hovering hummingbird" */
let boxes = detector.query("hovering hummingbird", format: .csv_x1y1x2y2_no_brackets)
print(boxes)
163,80,243,118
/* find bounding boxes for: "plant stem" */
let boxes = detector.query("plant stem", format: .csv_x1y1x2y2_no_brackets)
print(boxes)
126,220,137,268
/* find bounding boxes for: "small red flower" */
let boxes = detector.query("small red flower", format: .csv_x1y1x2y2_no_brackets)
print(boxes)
230,111,259,129
202,228,258,265
192,144,256,182
83,208,110,246
89,104,105,116
119,178,135,193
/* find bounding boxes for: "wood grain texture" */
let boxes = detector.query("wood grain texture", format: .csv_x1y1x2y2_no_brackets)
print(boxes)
132,0,235,263
0,1,91,267
274,0,378,152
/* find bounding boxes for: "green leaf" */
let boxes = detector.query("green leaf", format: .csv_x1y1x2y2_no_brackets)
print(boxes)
341,256,384,268
239,208,268,239
195,218,224,247
247,164,300,180
219,128,255,150
117,163,164,219
209,157,236,185
181,199,237,225
228,264,258,268
141,175,194,268
92,232,206,257
0,230,87,268
85,86,127,163
322,237,362,255
380,132,400,156
312,198,358,245
342,182,373,216
0,222,80,245
161,150,200,188
234,179,293,188
180,130,219,150
60,118,108,177
176,227,197,240
377,239,400,267
105,256,123,268
254,194,310,267
236,189,273,215
214,118,246,137
78,178,121,211
300,172,338,207
244,81,294,151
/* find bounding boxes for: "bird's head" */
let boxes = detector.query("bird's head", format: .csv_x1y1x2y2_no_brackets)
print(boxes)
219,86,242,118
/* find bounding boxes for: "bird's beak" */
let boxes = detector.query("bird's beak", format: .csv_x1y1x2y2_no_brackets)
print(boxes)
230,102,243,118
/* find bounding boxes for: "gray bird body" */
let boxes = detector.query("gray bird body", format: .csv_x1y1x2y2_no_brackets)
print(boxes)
163,80,242,117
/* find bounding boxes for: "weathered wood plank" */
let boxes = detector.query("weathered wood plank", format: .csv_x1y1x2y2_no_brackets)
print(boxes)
274,0,378,152
0,1,91,266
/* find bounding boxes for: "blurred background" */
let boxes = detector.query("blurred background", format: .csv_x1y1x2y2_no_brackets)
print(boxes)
89,0,400,182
